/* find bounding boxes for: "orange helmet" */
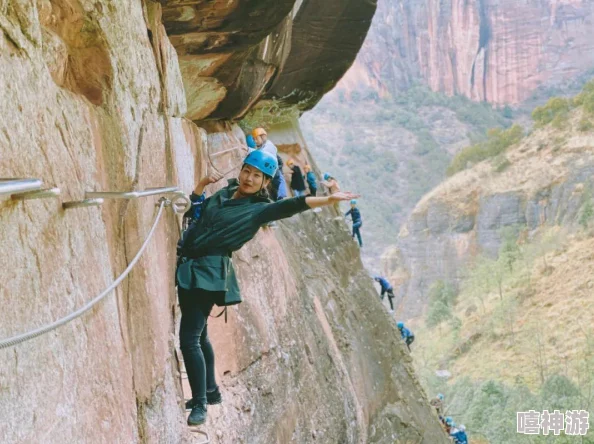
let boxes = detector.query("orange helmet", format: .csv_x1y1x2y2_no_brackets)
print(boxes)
252,127,267,138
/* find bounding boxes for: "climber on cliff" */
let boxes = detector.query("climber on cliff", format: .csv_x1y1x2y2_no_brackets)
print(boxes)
176,149,360,427
251,127,277,156
286,159,307,197
374,275,394,313
450,424,468,444
430,393,445,416
321,173,341,213
320,172,340,194
345,199,363,247
396,321,414,351
249,127,287,202
304,164,317,196
443,416,455,434
246,134,257,150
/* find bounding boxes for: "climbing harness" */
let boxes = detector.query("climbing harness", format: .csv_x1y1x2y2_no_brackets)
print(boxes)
0,190,191,350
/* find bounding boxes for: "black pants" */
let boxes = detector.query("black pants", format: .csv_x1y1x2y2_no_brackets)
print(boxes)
309,188,317,197
179,287,220,405
381,288,395,310
405,335,415,351
352,221,363,247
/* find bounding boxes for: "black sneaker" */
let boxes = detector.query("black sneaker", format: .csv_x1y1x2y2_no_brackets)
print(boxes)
206,386,222,405
187,403,207,426
185,398,198,411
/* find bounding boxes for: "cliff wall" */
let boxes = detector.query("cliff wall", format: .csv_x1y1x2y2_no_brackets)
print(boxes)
385,112,594,318
339,0,594,104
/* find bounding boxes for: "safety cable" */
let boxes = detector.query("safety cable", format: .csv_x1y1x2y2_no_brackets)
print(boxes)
0,200,167,349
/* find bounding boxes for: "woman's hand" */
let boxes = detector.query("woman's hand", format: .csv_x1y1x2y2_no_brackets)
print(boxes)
328,192,360,203
305,192,360,209
199,172,224,187
194,171,224,195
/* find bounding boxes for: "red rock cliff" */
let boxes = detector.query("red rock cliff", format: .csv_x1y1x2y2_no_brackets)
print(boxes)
340,0,594,104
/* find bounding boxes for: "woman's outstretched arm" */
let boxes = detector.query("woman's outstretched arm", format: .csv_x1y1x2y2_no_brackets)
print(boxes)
305,192,360,208
257,192,360,225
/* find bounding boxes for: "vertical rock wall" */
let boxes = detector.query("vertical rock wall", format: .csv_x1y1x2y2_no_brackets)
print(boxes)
339,0,594,104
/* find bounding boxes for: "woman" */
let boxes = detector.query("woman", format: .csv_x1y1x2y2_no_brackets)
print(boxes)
286,159,307,197
320,172,342,212
176,150,358,426
304,164,318,196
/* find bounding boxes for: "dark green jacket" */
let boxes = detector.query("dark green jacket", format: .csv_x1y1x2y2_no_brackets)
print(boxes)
176,179,309,305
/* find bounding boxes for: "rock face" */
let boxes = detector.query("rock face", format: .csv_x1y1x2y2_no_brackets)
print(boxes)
0,1,445,443
339,0,594,104
386,116,594,318
160,0,376,120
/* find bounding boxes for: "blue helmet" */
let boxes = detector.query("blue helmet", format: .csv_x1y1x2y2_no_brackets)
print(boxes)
246,134,257,149
323,172,331,181
445,417,453,425
243,150,278,178
350,199,357,205
397,322,404,329
437,393,445,401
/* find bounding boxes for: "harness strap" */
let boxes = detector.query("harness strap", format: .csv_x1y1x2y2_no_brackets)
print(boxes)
211,307,228,323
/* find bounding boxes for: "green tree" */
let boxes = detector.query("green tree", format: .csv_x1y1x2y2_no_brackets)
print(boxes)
426,281,458,328
532,97,571,128
580,185,594,229
502,105,513,119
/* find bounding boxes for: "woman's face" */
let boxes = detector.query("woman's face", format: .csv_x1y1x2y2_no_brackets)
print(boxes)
238,165,270,195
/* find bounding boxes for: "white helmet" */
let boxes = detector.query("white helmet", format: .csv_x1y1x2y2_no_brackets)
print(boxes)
459,425,466,432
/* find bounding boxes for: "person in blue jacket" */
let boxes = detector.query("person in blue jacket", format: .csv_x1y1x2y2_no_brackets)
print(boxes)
450,424,468,444
345,199,363,247
374,276,395,312
304,164,317,196
397,321,415,351
177,150,359,427
246,130,287,202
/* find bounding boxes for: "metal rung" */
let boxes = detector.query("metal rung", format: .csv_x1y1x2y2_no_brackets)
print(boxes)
11,187,61,201
210,146,243,158
0,178,42,196
85,186,180,200
169,191,191,214
62,198,104,210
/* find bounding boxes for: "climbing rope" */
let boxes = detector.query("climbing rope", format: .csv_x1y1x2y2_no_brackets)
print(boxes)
0,199,167,349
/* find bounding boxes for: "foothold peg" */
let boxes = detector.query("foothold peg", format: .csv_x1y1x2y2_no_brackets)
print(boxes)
62,198,104,210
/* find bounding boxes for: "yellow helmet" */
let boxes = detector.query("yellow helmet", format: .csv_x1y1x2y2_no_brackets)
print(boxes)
252,127,267,138
286,159,294,166
304,164,311,171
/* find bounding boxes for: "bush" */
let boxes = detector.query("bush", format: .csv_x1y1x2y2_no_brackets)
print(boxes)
578,117,594,132
447,124,524,176
574,79,594,115
426,281,458,328
532,97,571,128
502,105,513,119
493,155,511,173
579,187,593,229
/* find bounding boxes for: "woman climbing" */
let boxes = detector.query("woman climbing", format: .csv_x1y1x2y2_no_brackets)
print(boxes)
176,150,359,427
